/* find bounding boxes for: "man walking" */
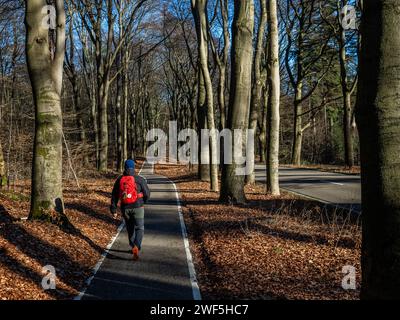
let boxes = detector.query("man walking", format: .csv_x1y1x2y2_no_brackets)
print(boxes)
110,159,150,260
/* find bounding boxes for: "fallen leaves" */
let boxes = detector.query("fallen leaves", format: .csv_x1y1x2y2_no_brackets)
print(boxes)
0,177,120,300
156,164,361,300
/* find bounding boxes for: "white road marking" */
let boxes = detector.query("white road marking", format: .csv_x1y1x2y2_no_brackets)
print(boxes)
166,175,202,301
138,161,201,300
73,161,147,300
328,181,344,186
74,222,125,300
74,161,201,300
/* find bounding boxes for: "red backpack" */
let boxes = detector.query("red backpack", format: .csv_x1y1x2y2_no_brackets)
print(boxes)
119,176,139,205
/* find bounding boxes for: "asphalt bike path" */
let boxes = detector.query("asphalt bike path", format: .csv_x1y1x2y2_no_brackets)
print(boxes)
76,162,200,300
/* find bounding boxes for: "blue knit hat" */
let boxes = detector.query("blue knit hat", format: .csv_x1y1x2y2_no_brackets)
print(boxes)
124,159,135,171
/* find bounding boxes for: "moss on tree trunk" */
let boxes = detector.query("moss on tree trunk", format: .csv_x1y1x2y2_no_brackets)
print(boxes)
25,0,69,227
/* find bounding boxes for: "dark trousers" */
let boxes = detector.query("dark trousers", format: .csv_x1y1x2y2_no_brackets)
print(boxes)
123,207,145,250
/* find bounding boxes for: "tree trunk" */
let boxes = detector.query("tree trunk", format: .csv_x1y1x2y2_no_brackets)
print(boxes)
0,139,5,188
220,0,254,204
67,12,89,166
259,87,269,163
192,0,219,192
71,78,89,166
218,67,227,130
215,0,229,131
356,0,400,299
91,80,99,168
291,83,303,166
266,0,280,196
98,79,110,171
122,48,129,164
26,0,69,226
338,15,355,167
192,14,209,182
130,107,137,159
343,91,354,166
247,0,267,185
95,1,112,172
116,75,123,172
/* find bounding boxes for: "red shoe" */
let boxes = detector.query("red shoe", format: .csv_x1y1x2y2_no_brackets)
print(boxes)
132,246,139,261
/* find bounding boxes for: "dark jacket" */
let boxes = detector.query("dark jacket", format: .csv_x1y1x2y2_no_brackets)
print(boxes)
110,168,150,213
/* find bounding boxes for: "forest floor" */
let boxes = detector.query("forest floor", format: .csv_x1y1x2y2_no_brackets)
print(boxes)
0,174,120,300
156,163,361,300
0,160,361,300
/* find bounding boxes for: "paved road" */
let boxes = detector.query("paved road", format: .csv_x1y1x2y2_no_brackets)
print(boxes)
255,164,361,212
79,163,199,300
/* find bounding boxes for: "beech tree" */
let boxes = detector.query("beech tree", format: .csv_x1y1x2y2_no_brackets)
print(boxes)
283,0,334,165
337,0,358,168
220,0,255,204
0,141,4,187
208,0,230,131
321,0,359,167
191,0,219,191
356,0,400,299
25,0,69,225
71,0,147,171
266,0,280,195
247,0,268,185
65,3,89,166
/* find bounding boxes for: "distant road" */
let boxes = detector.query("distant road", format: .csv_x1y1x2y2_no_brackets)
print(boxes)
255,164,362,213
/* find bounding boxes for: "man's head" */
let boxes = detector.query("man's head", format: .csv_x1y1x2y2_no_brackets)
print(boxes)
124,159,135,172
